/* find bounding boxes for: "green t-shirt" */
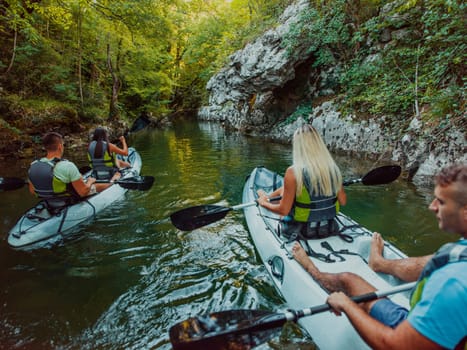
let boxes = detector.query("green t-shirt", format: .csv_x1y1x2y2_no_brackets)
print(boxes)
41,158,81,184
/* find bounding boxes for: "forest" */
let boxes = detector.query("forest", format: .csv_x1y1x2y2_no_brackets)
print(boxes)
0,0,465,155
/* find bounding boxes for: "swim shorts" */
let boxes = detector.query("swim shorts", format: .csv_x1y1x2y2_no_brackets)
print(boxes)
369,298,409,328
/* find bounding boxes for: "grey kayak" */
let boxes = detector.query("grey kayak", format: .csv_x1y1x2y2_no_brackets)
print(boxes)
8,147,142,250
242,166,410,350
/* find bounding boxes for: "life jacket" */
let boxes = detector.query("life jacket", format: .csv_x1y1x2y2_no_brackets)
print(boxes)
88,141,117,179
290,172,339,224
409,242,467,350
410,242,467,308
283,172,340,239
28,158,70,198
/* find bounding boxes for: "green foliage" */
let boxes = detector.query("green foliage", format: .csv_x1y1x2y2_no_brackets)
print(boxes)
0,0,463,134
0,0,291,125
280,104,313,125
349,0,464,120
283,2,352,67
0,119,21,135
78,105,109,123
284,0,465,123
174,0,291,110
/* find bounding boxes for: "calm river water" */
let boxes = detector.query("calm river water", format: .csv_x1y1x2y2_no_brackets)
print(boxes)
0,121,454,349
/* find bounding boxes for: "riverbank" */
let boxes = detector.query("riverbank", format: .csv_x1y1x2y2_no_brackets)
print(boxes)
0,113,163,162
0,119,127,161
266,101,466,185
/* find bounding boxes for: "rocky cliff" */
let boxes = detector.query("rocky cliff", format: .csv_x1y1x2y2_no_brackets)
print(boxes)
198,0,466,183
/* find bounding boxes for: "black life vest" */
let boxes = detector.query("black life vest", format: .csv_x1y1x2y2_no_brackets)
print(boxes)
87,141,117,179
28,158,69,198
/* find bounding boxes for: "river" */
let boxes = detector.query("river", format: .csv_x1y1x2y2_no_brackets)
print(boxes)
0,121,454,349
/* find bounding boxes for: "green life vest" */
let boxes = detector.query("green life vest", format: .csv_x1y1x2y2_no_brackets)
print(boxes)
291,172,339,223
410,242,467,308
88,141,116,170
28,158,70,198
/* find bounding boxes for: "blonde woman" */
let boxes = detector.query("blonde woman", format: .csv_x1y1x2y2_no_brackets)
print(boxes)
257,124,346,238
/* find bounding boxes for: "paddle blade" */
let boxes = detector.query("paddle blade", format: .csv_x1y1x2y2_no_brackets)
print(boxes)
170,310,282,350
170,205,231,231
362,165,401,185
0,177,27,192
116,176,154,190
79,166,92,175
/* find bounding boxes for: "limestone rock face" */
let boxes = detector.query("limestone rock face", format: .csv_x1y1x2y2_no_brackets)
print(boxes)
199,0,466,179
269,102,466,183
198,0,313,132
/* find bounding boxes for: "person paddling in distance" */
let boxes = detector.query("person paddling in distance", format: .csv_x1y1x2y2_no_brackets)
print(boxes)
257,124,347,239
28,132,108,203
293,163,467,350
88,127,130,181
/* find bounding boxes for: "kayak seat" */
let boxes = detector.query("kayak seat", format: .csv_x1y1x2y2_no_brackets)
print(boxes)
301,219,339,239
40,197,79,215
24,198,72,221
25,203,51,222
278,218,351,241
92,168,117,181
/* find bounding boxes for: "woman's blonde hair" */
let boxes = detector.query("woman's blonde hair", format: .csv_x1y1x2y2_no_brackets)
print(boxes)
292,124,342,196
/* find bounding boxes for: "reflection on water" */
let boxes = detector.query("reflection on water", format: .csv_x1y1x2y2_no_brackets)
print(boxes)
0,121,451,349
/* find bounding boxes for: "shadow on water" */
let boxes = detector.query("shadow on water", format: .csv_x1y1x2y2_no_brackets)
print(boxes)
0,121,451,349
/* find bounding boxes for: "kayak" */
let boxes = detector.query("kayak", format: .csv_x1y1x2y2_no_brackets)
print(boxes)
8,147,142,250
242,166,410,350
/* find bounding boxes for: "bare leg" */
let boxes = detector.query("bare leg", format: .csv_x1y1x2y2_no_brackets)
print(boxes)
368,232,386,271
94,183,111,192
369,232,432,282
116,159,131,169
110,171,121,182
292,242,378,312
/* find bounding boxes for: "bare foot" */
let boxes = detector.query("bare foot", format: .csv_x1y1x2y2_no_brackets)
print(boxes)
110,172,122,182
369,232,385,272
292,242,320,277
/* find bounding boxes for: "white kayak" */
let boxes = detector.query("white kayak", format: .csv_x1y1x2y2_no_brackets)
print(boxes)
8,147,143,250
242,166,410,350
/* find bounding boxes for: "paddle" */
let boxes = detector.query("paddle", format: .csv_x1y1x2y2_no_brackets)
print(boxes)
79,165,92,175
343,165,401,186
170,165,401,231
169,281,415,350
0,175,154,192
170,196,282,231
0,177,28,192
96,176,155,191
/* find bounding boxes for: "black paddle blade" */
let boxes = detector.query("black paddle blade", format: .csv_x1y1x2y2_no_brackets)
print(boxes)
362,165,401,185
115,176,154,190
169,309,283,350
170,205,231,231
79,166,92,175
0,177,27,192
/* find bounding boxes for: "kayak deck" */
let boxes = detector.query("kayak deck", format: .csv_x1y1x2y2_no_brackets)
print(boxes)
7,147,142,250
242,166,409,350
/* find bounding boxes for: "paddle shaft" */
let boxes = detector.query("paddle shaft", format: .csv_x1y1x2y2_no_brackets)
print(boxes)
232,165,399,209
231,195,282,211
169,282,416,349
95,176,154,191
236,282,416,333
343,178,362,186
287,281,416,321
170,165,401,231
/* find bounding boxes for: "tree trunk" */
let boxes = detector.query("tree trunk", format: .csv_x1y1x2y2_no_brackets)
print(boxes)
5,26,17,75
107,40,122,121
77,3,84,106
